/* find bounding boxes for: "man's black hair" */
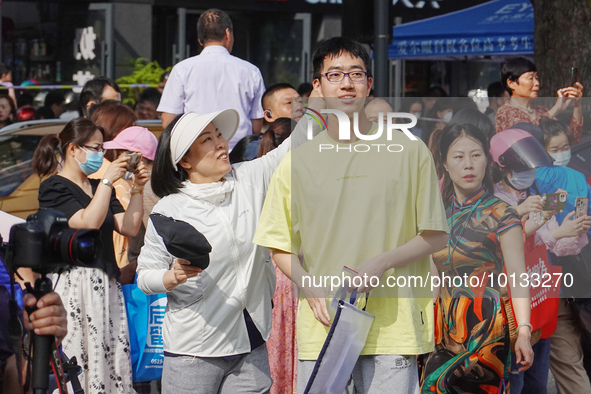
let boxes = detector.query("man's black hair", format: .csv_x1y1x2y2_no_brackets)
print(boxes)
44,90,65,108
79,77,121,117
137,88,162,108
0,63,10,77
262,83,295,109
500,57,537,96
197,9,233,44
312,37,372,81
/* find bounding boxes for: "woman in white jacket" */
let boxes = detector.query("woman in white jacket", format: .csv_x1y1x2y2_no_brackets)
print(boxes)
137,109,293,393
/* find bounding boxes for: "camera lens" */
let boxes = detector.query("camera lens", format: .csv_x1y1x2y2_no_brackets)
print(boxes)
71,230,101,264
49,228,101,266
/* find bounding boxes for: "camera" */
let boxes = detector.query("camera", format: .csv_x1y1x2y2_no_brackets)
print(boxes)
0,209,101,393
2,208,101,274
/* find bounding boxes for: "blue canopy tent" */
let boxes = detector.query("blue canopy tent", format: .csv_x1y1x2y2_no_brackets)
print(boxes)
388,0,534,59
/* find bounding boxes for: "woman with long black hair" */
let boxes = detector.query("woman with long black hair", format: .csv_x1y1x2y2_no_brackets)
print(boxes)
137,109,295,393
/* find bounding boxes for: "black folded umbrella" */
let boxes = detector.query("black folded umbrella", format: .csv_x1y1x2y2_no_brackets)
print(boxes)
149,213,212,269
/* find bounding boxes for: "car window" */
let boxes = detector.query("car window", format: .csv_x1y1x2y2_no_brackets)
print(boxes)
0,135,42,197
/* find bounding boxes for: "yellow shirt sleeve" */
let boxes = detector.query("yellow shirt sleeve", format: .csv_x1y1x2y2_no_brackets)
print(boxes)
254,152,301,254
415,143,449,234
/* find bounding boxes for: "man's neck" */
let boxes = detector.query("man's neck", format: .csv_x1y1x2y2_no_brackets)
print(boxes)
203,41,230,52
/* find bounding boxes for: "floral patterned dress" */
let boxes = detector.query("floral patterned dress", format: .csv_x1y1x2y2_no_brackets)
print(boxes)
494,101,582,144
421,187,522,394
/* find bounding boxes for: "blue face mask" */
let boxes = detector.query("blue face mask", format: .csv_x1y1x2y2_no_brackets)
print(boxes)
508,168,537,191
76,147,104,175
549,149,571,167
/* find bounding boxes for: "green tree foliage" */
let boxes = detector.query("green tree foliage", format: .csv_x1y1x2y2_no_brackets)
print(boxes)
116,58,170,106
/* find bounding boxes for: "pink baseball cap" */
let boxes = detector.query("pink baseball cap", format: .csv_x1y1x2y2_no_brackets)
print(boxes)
103,126,159,161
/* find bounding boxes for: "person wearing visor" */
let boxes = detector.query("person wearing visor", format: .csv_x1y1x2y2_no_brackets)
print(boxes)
490,128,590,393
136,109,294,393
32,118,149,393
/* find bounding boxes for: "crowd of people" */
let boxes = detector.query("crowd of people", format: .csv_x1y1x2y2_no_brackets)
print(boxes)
1,7,591,394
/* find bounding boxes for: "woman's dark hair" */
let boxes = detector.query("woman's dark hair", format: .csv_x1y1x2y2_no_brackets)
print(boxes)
399,98,423,113
538,117,573,148
80,77,121,117
90,100,137,161
500,57,537,96
32,118,104,177
258,117,293,157
229,134,261,164
151,114,189,198
450,108,494,140
438,123,494,206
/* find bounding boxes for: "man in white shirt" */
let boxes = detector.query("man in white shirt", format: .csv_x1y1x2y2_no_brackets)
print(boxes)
158,9,265,150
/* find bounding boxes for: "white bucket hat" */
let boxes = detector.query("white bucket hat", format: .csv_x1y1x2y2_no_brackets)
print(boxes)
169,109,239,170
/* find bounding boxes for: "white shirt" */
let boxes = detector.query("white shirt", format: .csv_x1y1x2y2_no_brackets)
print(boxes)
137,140,290,357
158,45,265,149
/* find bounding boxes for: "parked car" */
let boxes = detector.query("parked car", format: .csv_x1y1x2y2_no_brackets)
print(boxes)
0,119,162,219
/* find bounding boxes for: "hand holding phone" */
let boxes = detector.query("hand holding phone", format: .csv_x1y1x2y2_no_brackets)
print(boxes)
123,152,142,180
542,192,567,211
570,67,579,88
576,197,589,219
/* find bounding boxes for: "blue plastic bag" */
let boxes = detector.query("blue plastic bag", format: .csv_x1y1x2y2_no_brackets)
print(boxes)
122,282,167,382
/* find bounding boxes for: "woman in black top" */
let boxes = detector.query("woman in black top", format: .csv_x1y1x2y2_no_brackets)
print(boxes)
33,118,148,393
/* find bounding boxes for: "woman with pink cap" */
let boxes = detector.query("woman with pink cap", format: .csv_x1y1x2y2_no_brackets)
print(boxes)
137,109,301,393
103,126,159,285
490,127,591,393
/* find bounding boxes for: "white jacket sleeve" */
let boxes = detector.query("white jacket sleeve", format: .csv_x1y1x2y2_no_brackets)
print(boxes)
137,217,174,294
235,115,322,190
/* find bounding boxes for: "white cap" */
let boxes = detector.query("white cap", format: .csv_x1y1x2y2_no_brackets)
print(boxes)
170,109,239,170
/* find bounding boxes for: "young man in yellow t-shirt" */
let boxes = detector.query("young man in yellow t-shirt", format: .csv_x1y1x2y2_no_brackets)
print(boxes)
253,37,448,393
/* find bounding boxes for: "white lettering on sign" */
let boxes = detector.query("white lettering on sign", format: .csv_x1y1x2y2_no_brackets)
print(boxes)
72,70,95,86
75,26,97,61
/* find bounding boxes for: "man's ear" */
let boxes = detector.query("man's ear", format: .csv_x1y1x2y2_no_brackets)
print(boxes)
198,39,204,47
86,100,96,110
366,77,373,96
312,78,323,97
264,109,272,120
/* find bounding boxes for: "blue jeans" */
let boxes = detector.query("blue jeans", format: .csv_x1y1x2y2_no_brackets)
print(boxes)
510,338,551,394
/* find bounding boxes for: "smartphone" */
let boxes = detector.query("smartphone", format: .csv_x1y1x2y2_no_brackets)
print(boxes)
123,152,142,180
542,192,567,211
575,197,589,218
570,67,579,87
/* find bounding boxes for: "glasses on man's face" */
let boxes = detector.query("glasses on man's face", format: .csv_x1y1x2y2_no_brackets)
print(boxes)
80,144,105,153
322,70,368,83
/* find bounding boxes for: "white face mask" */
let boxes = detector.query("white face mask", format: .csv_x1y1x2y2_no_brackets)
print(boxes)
549,149,571,167
508,168,537,191
442,111,453,123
